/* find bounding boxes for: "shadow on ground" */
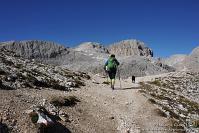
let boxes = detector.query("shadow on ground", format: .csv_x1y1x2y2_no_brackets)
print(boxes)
38,122,71,133
114,87,140,90
33,107,72,133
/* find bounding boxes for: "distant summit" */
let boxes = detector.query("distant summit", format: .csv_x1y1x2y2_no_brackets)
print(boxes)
0,39,188,78
163,46,199,72
162,54,188,69
108,39,153,57
0,40,68,58
185,46,199,72
74,42,109,54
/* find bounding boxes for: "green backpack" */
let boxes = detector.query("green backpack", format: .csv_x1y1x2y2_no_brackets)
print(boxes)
107,58,117,70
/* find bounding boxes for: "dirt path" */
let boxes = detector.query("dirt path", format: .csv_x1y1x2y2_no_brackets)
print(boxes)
0,74,176,133
69,75,175,133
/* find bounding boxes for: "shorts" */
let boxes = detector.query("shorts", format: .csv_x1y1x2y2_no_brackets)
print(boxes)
108,69,117,79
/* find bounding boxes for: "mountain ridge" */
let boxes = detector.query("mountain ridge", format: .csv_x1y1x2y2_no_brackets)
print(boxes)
1,39,198,77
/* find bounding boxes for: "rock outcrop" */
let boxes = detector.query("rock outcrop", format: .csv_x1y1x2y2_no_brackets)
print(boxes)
108,39,153,57
185,46,199,72
118,56,175,78
0,49,89,91
0,40,69,59
0,39,175,78
74,42,109,54
163,46,199,72
139,71,199,132
162,54,188,71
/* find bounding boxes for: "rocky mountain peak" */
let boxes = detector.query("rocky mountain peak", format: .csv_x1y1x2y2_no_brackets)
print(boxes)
0,40,68,59
190,46,199,56
162,45,199,72
74,42,109,54
108,39,153,57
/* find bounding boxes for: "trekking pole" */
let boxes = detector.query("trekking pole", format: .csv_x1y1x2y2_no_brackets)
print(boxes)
118,67,122,89
106,71,109,83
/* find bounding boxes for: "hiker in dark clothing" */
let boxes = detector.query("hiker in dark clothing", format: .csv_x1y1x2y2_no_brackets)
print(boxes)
104,54,120,90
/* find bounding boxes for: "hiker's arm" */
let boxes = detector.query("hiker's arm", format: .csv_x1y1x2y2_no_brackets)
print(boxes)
105,60,108,66
104,60,108,70
116,59,120,66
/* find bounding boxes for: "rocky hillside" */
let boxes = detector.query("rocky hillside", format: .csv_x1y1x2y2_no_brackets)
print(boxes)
162,54,187,68
118,56,175,78
163,46,199,72
0,49,90,91
0,40,69,59
139,71,199,132
0,49,92,133
185,46,199,72
108,40,153,57
0,40,174,78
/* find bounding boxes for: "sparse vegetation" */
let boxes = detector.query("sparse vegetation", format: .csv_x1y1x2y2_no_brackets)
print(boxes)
178,96,199,113
15,63,23,69
193,119,199,128
102,81,110,85
1,58,14,66
50,96,80,107
154,108,167,117
148,98,157,104
0,69,7,75
138,72,199,132
29,112,39,123
149,80,162,87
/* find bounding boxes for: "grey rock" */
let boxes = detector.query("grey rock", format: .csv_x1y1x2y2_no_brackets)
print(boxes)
0,49,88,91
108,39,153,57
163,46,199,72
0,40,68,59
162,54,187,68
74,42,109,54
0,39,175,78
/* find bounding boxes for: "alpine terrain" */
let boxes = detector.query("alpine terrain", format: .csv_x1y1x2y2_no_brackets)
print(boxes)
0,40,198,133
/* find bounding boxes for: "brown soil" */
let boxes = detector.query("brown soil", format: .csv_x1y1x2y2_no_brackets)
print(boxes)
0,74,179,133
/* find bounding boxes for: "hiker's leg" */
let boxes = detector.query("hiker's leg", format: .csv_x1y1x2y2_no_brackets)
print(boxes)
107,71,111,84
112,70,116,89
112,79,115,88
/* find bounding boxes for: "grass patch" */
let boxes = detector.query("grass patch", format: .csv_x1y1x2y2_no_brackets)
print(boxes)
192,119,199,128
162,106,181,120
15,63,23,69
1,58,14,66
168,119,185,133
149,80,162,87
154,108,167,117
139,82,145,86
0,69,8,75
178,96,199,113
29,112,39,123
138,89,146,93
102,81,110,85
50,96,80,107
148,98,157,104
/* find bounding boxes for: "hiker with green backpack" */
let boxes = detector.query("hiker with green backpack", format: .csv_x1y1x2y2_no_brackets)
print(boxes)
104,54,120,90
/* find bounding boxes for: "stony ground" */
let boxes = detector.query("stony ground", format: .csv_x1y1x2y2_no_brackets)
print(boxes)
137,72,199,133
0,73,185,133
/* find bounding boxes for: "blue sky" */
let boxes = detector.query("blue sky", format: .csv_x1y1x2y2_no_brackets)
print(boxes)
0,0,198,57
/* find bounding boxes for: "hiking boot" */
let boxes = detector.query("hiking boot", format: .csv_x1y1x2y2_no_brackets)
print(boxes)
112,86,114,90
